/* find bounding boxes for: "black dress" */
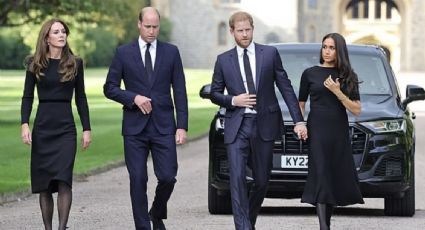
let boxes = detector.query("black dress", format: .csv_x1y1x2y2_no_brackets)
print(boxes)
299,66,363,206
21,58,90,193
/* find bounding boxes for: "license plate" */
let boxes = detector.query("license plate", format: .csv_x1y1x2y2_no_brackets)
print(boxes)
281,155,308,169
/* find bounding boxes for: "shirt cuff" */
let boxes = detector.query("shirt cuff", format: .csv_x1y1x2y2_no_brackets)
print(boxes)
295,121,306,126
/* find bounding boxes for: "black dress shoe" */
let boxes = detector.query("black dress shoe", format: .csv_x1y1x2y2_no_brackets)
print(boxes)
150,214,166,230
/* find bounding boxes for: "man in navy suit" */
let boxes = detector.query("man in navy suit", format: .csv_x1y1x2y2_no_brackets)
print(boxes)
210,11,307,230
104,7,188,230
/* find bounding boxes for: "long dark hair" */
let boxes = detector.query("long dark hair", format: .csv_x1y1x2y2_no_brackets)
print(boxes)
26,18,77,82
320,33,360,98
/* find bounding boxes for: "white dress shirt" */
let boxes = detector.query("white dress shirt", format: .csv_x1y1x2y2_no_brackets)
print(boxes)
234,42,256,113
236,42,256,94
138,37,157,69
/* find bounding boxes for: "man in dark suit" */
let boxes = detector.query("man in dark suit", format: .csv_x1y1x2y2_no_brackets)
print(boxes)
210,11,307,230
104,7,188,230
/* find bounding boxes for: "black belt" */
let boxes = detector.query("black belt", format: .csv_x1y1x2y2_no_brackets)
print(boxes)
243,113,257,118
39,99,71,103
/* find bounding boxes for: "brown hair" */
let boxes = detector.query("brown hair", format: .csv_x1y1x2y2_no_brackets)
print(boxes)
229,11,253,30
26,18,77,82
138,7,161,22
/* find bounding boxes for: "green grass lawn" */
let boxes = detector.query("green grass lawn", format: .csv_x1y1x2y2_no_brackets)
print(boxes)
0,68,217,195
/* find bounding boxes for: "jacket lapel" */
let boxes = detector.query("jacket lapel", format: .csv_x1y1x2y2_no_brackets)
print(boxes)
149,41,162,88
130,41,149,82
229,48,246,92
255,43,263,89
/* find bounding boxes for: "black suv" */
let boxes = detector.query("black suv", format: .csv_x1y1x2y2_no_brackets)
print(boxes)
200,43,425,216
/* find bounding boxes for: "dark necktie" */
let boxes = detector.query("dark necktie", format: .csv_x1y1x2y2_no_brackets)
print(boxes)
144,43,153,83
243,49,256,95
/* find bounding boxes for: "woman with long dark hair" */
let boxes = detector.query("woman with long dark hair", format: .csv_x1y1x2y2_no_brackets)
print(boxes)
21,18,91,230
299,33,364,229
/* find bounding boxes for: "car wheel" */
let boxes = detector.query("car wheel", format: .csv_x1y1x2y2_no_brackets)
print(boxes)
208,185,232,214
384,157,415,216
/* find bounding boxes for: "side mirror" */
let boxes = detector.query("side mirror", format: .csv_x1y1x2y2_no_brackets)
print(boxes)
401,84,425,110
199,84,211,99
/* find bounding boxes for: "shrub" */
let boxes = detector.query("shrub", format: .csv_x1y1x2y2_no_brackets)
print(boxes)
0,30,31,69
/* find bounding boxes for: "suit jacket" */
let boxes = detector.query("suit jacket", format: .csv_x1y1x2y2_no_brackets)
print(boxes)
104,40,188,136
210,43,303,144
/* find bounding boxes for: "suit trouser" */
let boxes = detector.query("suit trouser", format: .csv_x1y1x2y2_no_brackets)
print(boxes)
226,115,274,230
124,120,177,230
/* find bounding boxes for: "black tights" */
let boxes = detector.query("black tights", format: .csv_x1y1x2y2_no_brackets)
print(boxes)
316,203,334,230
39,181,72,230
39,191,53,230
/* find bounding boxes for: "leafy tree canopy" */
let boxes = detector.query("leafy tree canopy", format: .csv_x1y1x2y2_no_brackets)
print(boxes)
0,0,142,27
0,0,174,68
0,0,171,43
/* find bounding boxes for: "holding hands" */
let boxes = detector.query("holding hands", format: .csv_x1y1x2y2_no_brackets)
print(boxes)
294,122,308,141
233,93,308,140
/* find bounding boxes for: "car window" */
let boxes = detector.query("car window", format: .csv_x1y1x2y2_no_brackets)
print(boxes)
350,54,391,95
279,49,391,96
280,52,319,95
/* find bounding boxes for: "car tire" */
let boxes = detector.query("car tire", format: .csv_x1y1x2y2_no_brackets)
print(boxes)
384,157,415,216
208,185,232,214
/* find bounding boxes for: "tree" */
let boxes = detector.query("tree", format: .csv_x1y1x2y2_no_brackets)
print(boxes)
0,0,119,27
0,27,31,68
0,0,174,68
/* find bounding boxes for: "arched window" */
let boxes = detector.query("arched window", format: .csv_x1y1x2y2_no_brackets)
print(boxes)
218,22,227,46
346,0,368,18
375,0,398,19
346,0,398,20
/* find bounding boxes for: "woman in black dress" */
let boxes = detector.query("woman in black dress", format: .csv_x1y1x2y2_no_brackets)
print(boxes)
20,19,91,230
299,33,364,229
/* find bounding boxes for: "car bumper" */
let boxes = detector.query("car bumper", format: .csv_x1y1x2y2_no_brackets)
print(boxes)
210,176,410,199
